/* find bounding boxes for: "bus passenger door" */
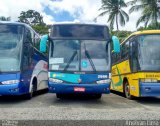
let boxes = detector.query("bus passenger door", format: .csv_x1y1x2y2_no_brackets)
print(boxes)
130,38,139,72
130,38,140,96
21,29,34,93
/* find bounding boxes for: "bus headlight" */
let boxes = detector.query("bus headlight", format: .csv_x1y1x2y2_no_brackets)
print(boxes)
49,78,63,83
96,79,111,84
1,80,20,85
140,78,158,83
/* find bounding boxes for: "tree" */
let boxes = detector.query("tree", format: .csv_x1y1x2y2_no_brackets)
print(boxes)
0,16,11,21
128,0,160,28
111,30,132,42
32,24,49,35
97,0,129,30
137,22,160,30
18,10,44,26
18,10,49,35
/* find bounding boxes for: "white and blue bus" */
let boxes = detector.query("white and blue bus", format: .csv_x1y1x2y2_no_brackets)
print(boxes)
40,23,120,99
0,22,48,99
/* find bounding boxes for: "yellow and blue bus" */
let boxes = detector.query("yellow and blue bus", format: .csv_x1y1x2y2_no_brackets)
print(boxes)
40,23,120,99
0,22,48,99
111,30,160,99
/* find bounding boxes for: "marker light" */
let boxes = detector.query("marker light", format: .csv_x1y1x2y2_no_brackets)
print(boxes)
96,79,111,84
140,78,158,83
49,78,63,83
2,80,20,85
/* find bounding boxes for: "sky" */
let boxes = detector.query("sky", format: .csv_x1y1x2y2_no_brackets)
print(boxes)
0,0,142,31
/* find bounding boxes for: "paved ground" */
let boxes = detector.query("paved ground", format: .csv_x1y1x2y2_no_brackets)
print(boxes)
0,91,160,121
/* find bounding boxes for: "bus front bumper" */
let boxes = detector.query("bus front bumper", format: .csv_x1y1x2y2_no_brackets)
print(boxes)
140,83,160,97
48,82,110,94
0,83,21,95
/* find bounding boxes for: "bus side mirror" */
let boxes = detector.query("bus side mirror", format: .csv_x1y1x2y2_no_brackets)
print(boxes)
112,36,120,53
40,35,48,53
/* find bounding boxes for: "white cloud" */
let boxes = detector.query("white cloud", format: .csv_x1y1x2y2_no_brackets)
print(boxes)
46,0,141,31
46,0,102,22
0,0,141,31
0,0,54,24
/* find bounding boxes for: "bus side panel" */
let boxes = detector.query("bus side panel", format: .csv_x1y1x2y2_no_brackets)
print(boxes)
31,49,48,91
111,60,131,93
126,73,140,97
20,49,48,94
127,72,160,97
111,65,123,92
112,59,141,97
139,72,160,97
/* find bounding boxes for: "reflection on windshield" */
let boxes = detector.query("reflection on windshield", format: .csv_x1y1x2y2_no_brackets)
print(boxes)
138,35,160,71
49,40,110,72
52,25,108,40
0,25,23,72
49,40,80,71
81,40,110,71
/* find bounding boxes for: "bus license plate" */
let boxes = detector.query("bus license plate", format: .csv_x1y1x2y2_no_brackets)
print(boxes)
74,87,85,92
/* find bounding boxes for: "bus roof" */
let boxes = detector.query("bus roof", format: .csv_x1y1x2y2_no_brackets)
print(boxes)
0,21,39,35
0,21,28,26
0,21,34,30
52,22,108,27
121,30,160,45
50,23,110,40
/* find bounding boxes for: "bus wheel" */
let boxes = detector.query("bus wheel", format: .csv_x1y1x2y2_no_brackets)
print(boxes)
56,94,63,99
94,94,102,99
124,82,133,100
24,84,34,100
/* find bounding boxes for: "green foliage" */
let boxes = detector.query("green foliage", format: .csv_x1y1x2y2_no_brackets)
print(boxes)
18,10,49,35
137,22,160,31
32,24,49,35
0,16,11,21
18,10,44,26
128,0,160,28
111,30,133,43
97,0,129,30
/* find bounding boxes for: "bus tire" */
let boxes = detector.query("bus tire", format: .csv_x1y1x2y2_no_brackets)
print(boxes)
56,94,63,99
24,84,34,100
94,94,102,99
124,82,134,100
24,78,37,100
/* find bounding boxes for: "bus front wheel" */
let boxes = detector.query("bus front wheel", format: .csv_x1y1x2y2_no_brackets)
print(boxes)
93,94,102,99
124,82,134,100
25,82,37,100
24,84,34,100
56,94,64,99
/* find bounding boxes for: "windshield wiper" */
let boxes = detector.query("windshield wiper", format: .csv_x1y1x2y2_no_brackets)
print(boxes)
84,43,96,72
64,50,77,71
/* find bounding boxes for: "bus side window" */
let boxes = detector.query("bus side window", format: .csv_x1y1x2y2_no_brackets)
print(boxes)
121,41,129,60
111,52,116,65
23,29,33,70
35,34,40,50
112,52,120,65
130,39,139,72
35,33,48,56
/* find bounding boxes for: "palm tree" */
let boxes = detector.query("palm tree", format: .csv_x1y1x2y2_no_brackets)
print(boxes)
97,0,129,30
0,16,11,21
128,0,160,28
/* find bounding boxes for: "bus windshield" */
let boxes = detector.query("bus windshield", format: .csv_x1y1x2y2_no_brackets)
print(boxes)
51,24,109,40
0,24,23,72
138,34,160,71
49,40,110,72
